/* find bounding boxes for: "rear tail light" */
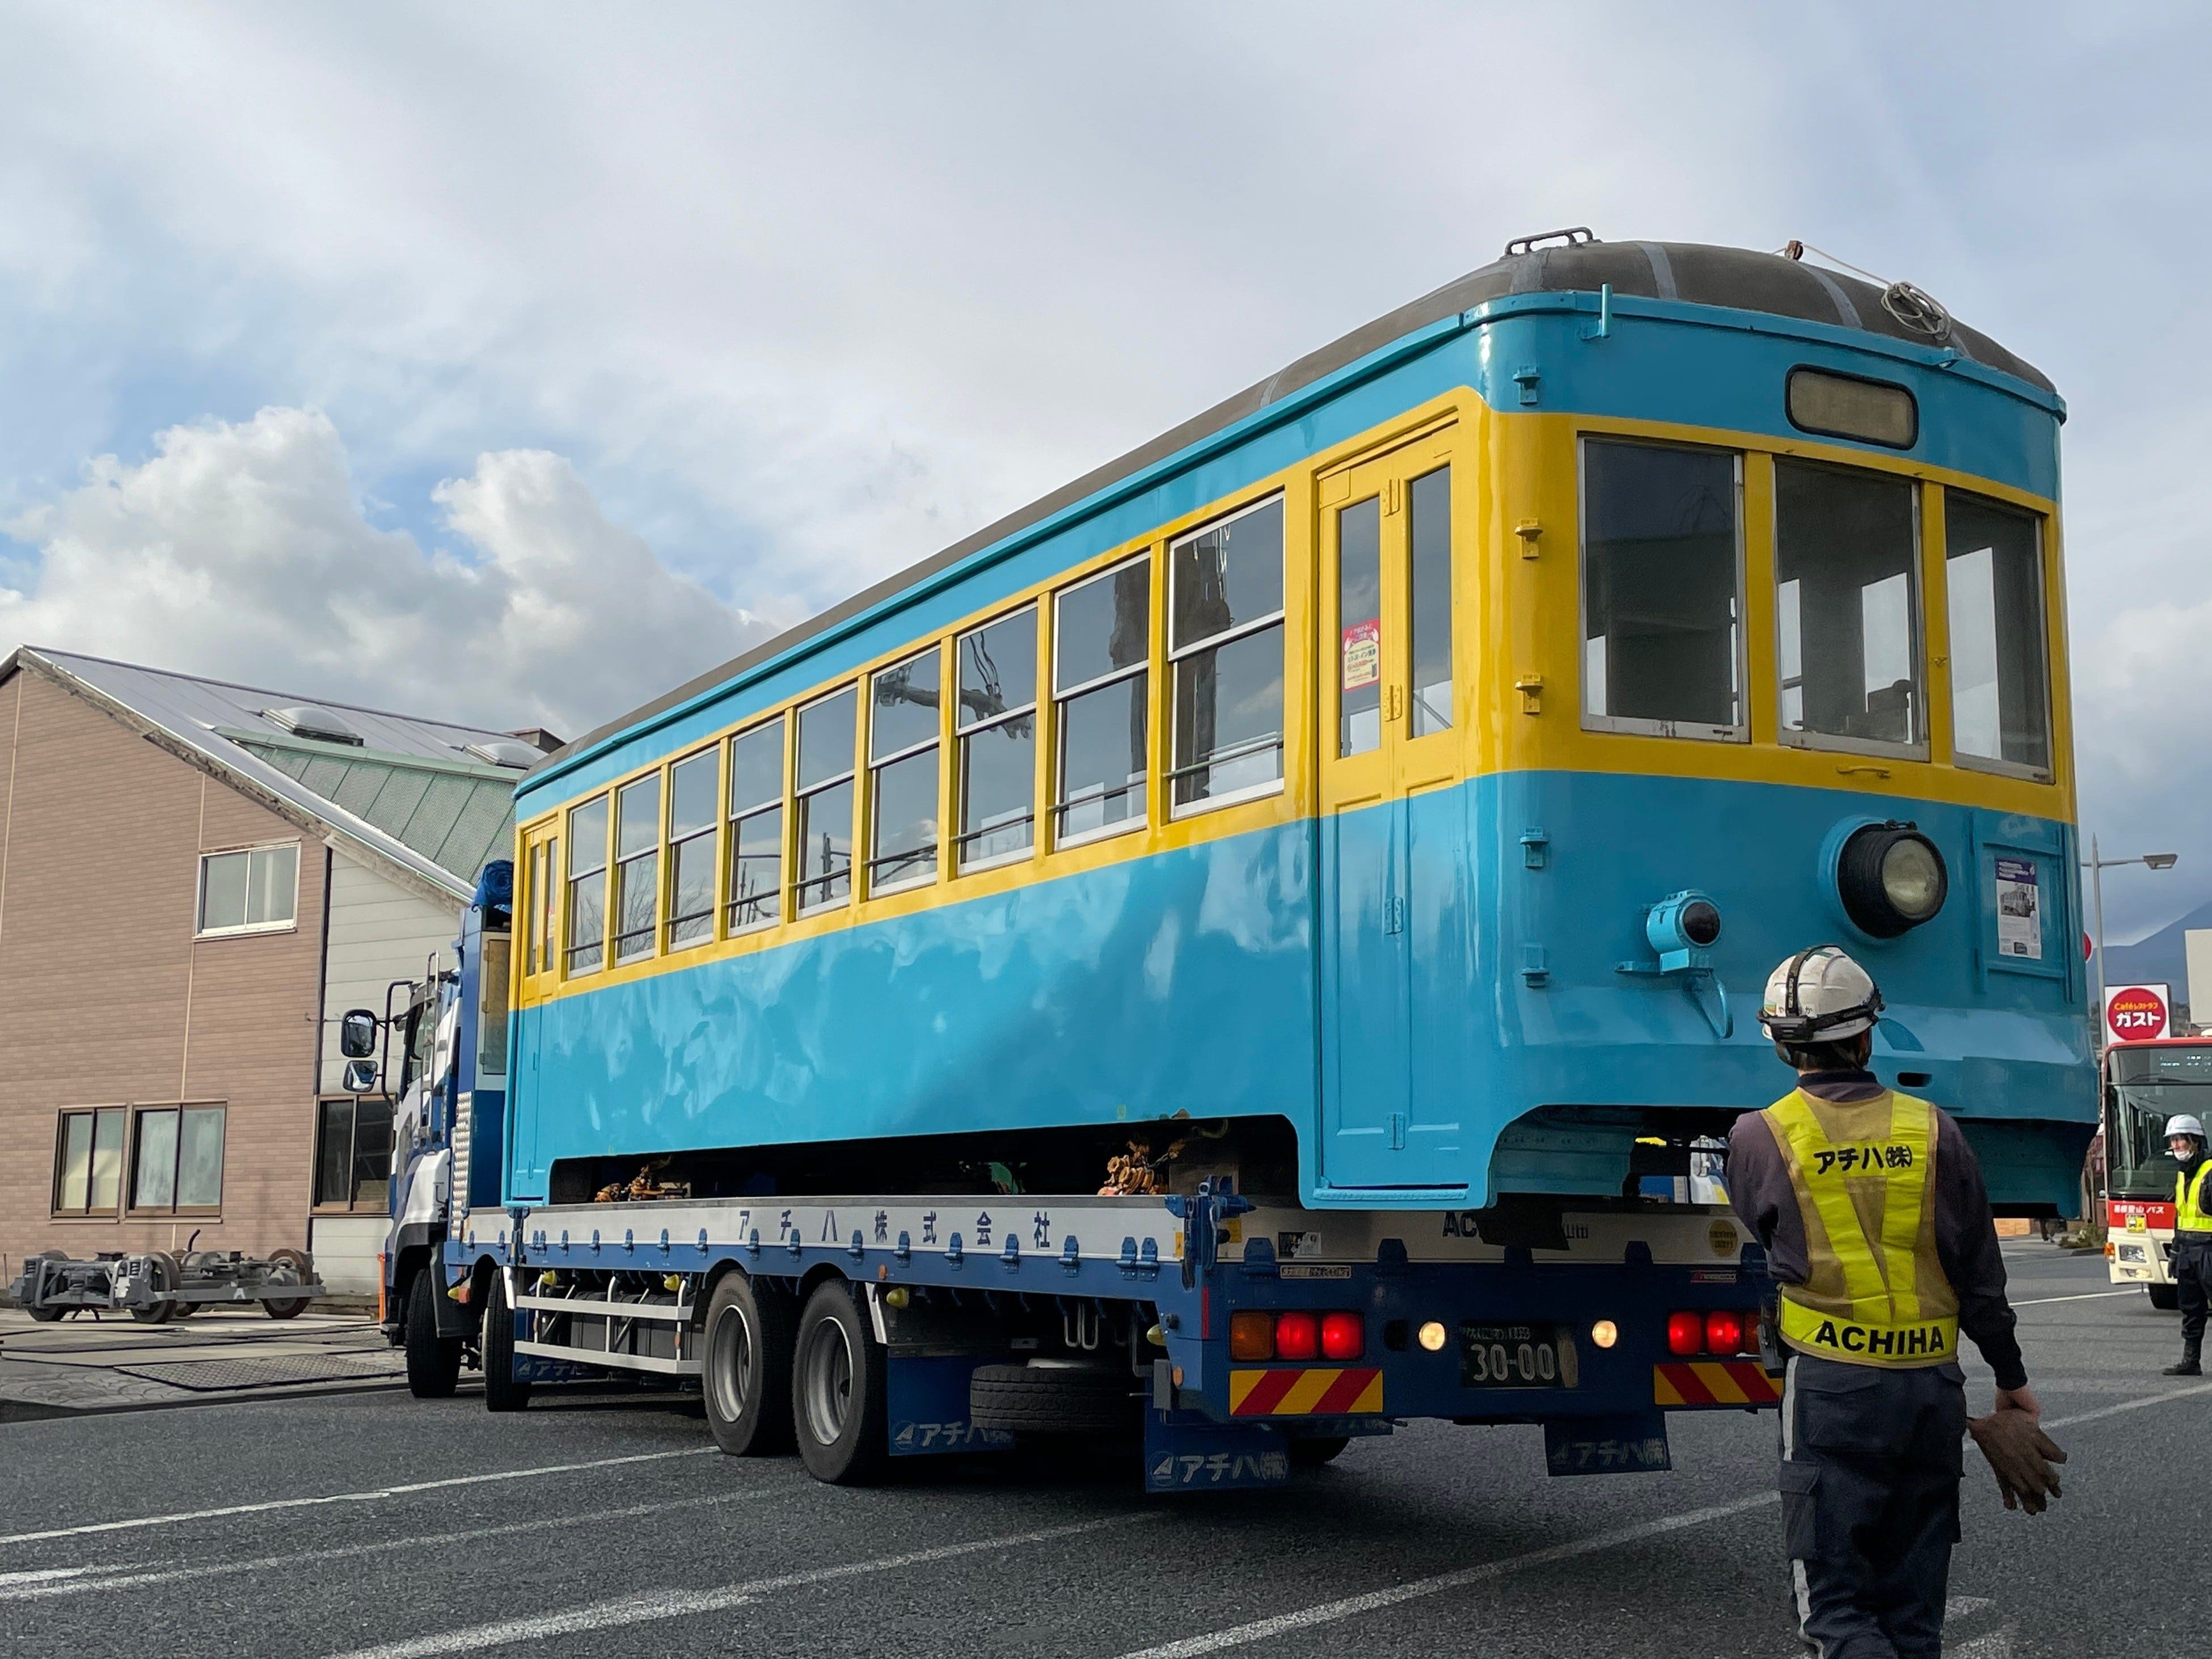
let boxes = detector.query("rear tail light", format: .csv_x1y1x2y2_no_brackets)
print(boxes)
1320,1311,1365,1360
1274,1311,1321,1361
1666,1311,1703,1355
1229,1311,1276,1360
1668,1308,1758,1355
1704,1311,1744,1354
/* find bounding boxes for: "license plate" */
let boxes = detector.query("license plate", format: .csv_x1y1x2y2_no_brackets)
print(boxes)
1460,1322,1577,1388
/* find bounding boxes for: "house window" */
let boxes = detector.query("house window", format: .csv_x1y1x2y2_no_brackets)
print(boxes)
727,720,784,933
565,796,608,974
1169,496,1285,811
665,748,720,949
52,1107,125,1215
868,647,942,894
131,1104,225,1213
611,774,661,965
1054,558,1150,843
197,843,299,936
314,1096,393,1210
956,606,1037,870
795,687,858,914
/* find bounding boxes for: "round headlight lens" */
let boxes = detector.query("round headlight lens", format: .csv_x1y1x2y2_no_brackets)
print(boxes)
1679,898,1722,948
1837,821,1948,938
1880,837,1945,922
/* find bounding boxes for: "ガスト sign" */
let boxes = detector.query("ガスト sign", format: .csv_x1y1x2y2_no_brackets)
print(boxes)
2107,983,2172,1042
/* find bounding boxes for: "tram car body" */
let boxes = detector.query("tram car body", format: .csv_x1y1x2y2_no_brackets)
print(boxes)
504,233,2095,1217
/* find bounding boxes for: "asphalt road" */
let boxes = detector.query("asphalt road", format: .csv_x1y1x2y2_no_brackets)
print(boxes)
2,1243,2199,1658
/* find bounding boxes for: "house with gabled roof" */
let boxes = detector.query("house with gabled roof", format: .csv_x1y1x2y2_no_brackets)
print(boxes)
0,647,554,1293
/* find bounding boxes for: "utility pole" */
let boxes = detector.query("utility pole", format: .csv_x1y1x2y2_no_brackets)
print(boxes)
2083,835,2180,1048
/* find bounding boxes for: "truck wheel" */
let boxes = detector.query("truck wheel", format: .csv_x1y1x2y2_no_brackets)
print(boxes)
406,1268,463,1399
703,1272,797,1456
263,1247,313,1320
1290,1434,1352,1467
130,1252,181,1324
2150,1284,2181,1311
483,1270,533,1413
969,1363,1137,1434
792,1281,887,1485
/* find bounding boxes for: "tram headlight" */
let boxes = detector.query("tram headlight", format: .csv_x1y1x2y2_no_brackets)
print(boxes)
1645,890,1724,962
1837,821,1948,939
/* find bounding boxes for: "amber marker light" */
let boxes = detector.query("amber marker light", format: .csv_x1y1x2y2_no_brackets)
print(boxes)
1591,1319,1619,1349
1417,1320,1449,1352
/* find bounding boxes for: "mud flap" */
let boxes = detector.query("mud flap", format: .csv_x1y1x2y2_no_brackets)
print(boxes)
1544,1412,1672,1476
1143,1412,1293,1493
885,1355,1015,1457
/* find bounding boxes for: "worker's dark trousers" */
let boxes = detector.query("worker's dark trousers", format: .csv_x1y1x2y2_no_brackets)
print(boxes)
1779,1353,1966,1659
2176,1238,2211,1353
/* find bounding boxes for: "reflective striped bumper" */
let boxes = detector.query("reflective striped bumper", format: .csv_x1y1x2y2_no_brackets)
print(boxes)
1653,1361,1783,1407
1229,1366,1384,1415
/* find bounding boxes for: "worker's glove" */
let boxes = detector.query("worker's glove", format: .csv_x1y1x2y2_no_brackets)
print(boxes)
1966,1408,2067,1516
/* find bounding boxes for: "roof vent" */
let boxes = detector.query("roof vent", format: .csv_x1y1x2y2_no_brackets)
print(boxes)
463,738,543,770
264,704,364,746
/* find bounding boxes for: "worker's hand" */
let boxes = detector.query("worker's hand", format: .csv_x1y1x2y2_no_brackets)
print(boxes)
1967,1408,2067,1516
1993,1383,2041,1421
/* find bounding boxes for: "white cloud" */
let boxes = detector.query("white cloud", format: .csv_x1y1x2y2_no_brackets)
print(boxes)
0,407,771,740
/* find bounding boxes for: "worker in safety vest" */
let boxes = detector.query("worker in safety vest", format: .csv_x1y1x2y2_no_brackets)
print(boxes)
1727,945,2037,1659
2163,1113,2212,1375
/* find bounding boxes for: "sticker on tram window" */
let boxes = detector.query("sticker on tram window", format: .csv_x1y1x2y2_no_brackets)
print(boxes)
1341,619,1380,691
1995,857,2042,961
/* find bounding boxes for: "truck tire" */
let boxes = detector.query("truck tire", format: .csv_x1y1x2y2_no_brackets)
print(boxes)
1289,1434,1352,1467
482,1270,533,1413
130,1252,182,1324
406,1268,463,1399
263,1247,313,1320
968,1363,1136,1434
2150,1283,2181,1311
703,1272,797,1457
792,1281,888,1485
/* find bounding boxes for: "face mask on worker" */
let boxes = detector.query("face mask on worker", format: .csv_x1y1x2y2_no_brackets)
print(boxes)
2174,1141,2201,1161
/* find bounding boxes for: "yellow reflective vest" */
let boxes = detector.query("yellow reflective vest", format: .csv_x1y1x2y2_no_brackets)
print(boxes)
2176,1161,2212,1235
1762,1087,1960,1369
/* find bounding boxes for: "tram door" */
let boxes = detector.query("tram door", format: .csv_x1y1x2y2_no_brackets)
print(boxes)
1318,432,1464,1188
513,821,560,1194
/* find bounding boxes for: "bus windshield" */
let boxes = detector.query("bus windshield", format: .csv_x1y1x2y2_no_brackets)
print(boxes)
2107,1042,2212,1198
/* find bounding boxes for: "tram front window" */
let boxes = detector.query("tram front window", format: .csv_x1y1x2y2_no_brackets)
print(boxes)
1776,461,1923,751
2107,1044,2212,1198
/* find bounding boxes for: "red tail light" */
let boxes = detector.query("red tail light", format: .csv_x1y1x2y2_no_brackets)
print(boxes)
1319,1311,1365,1360
1704,1310,1744,1354
1666,1311,1703,1355
1274,1310,1321,1361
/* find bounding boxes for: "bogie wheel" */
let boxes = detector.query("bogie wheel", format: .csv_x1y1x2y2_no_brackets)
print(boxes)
170,1298,200,1319
405,1267,464,1399
26,1302,64,1323
263,1247,314,1320
130,1252,182,1324
1289,1435,1353,1467
2149,1283,2181,1311
482,1269,533,1413
702,1272,797,1456
792,1281,888,1485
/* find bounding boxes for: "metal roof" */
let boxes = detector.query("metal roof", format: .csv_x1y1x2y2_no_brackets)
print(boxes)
3,648,541,905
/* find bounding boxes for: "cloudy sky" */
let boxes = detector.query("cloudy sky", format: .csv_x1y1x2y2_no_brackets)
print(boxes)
2,3,2208,938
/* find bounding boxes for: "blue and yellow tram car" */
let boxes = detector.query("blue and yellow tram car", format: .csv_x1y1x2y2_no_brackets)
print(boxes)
504,233,2095,1215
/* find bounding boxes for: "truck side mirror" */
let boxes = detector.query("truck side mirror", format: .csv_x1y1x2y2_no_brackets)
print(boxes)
339,1009,379,1059
343,1058,380,1094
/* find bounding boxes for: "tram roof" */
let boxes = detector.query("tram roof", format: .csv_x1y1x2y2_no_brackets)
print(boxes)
535,238,2053,783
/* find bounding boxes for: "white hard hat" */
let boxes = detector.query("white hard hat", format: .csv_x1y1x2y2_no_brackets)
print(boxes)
1760,945,1884,1043
2166,1115,2205,1142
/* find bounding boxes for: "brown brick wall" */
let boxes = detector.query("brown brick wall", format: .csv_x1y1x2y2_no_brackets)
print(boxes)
0,669,328,1278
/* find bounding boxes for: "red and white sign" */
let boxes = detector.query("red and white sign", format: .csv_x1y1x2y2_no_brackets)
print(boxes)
2106,982,2173,1042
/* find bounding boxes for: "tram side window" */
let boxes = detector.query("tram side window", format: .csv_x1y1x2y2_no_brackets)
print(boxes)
534,835,558,973
1580,440,1742,736
727,721,784,932
611,775,660,965
795,687,857,913
957,606,1037,869
1776,461,1923,751
1054,558,1150,842
665,747,719,949
1338,496,1382,756
564,795,608,975
1945,493,2051,774
1171,496,1285,809
869,647,942,893
1408,466,1453,737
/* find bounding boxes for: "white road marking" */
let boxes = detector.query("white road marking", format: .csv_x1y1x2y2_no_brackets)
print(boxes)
1949,1631,2015,1657
1121,1380,2212,1657
1947,1596,1994,1616
0,1447,717,1546
0,1490,763,1602
324,1513,1160,1659
2011,1289,2141,1307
